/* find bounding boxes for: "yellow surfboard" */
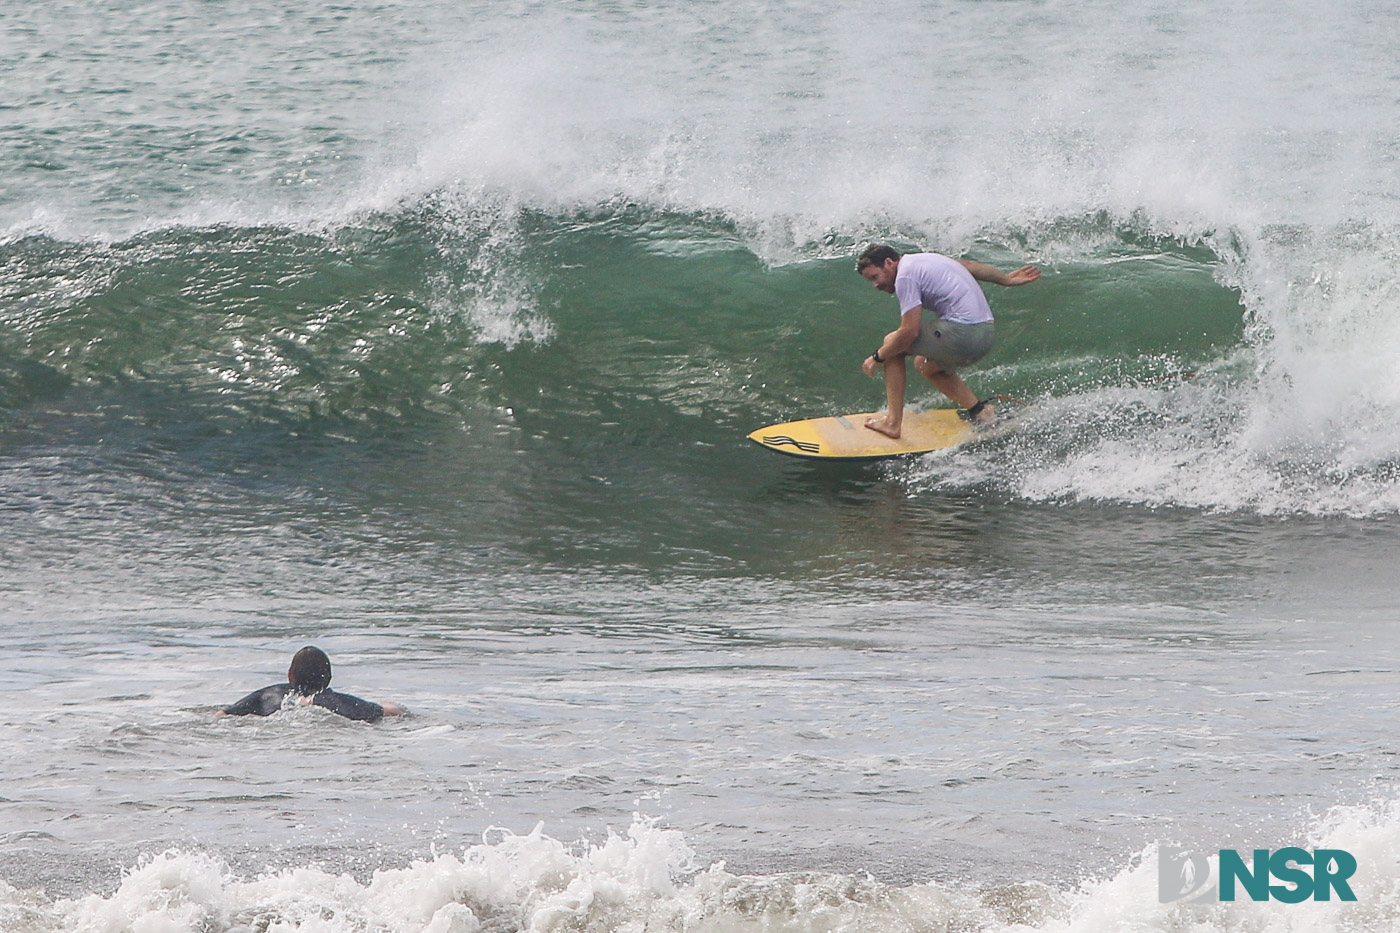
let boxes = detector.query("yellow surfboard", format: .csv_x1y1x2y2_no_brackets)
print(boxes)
748,408,975,461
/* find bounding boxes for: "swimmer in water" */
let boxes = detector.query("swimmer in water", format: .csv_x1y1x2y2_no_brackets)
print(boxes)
216,645,404,722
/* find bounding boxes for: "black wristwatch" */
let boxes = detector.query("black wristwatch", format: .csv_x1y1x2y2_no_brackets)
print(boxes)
871,349,884,363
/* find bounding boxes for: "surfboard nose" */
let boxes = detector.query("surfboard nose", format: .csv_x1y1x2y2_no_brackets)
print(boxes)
749,431,822,455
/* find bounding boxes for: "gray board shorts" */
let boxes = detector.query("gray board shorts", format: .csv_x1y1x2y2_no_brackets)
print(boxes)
907,319,995,372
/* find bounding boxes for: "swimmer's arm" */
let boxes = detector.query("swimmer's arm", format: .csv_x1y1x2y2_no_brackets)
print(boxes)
958,260,1041,286
216,684,288,717
219,693,264,717
312,690,405,722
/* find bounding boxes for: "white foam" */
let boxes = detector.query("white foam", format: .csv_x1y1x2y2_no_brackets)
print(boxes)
8,803,1398,932
1043,800,1400,933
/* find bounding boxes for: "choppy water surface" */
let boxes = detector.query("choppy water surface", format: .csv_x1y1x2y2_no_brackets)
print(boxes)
4,1,1400,931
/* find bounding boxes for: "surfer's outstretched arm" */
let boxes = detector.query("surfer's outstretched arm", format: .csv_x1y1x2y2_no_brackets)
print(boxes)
957,260,1040,287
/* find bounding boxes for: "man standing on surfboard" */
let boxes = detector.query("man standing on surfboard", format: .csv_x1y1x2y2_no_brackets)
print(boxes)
855,244,1040,438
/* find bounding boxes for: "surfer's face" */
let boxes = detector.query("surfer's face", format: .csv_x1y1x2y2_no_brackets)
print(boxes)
860,258,898,294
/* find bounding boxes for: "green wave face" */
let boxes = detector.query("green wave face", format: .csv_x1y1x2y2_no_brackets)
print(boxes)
0,209,1242,425
3,203,1398,591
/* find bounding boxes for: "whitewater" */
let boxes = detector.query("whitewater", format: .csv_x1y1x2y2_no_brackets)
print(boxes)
5,0,1400,931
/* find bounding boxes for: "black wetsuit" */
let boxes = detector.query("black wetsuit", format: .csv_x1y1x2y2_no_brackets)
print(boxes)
221,684,386,722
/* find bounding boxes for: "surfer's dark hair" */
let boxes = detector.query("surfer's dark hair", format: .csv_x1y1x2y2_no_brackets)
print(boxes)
856,244,900,270
289,646,332,694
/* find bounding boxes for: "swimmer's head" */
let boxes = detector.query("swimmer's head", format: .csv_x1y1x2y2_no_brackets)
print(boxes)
288,646,332,694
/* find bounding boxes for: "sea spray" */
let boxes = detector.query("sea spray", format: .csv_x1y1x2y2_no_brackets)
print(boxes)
10,805,1399,932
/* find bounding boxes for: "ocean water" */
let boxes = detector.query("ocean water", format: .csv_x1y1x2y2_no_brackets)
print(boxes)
5,0,1400,930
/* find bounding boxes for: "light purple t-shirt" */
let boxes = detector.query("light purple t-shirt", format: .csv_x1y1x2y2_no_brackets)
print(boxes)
894,253,994,325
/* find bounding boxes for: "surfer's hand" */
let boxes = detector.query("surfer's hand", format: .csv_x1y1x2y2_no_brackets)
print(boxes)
1003,265,1041,286
863,354,881,377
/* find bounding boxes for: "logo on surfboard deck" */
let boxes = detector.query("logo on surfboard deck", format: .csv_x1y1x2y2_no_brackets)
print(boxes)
761,435,820,453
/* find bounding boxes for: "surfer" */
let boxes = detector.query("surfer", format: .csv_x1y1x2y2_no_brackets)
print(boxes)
215,645,404,722
855,244,1040,438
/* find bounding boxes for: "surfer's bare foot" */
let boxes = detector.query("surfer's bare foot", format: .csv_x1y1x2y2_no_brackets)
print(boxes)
974,403,996,425
865,415,901,438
